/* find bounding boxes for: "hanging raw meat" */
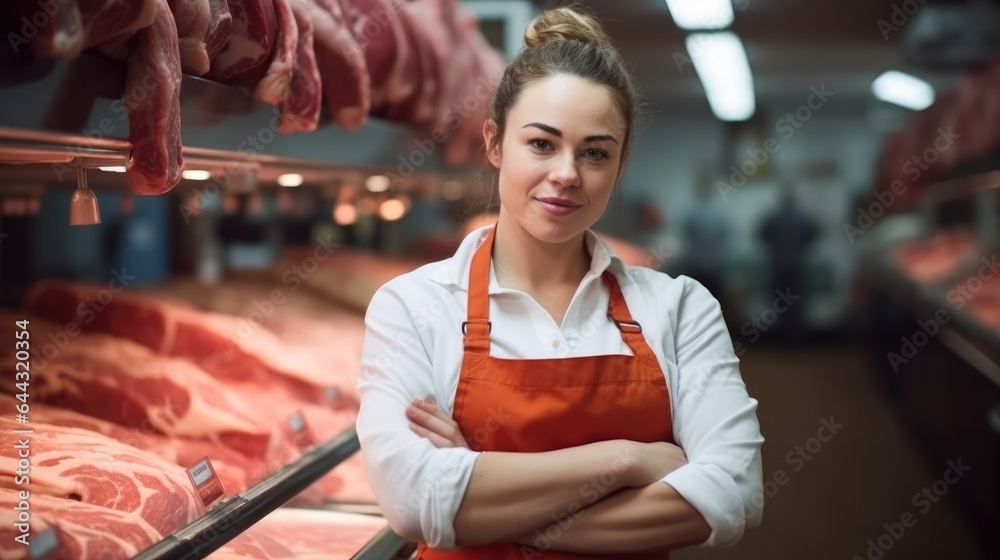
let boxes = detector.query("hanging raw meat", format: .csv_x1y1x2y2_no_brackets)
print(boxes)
167,0,233,75
207,0,278,81
277,0,323,132
300,0,369,130
124,0,185,194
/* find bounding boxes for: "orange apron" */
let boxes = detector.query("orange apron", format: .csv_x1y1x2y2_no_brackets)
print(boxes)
416,226,674,559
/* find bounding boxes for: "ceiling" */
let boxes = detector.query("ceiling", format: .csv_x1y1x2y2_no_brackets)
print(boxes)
545,0,978,120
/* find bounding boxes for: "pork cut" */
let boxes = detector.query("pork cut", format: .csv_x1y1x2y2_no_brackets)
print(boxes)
208,0,278,81
0,311,276,460
278,0,323,132
79,0,158,49
168,0,233,75
24,280,349,406
124,0,184,195
0,490,163,560
342,0,409,107
301,0,370,130
0,394,253,494
253,0,298,105
0,417,202,536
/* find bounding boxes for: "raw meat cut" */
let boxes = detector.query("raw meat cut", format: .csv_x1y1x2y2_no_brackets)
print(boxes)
23,280,349,406
0,394,253,494
0,417,202,536
207,529,296,560
124,0,184,195
250,508,388,558
253,0,297,105
208,0,278,81
278,0,323,132
0,310,276,460
891,229,977,284
402,0,453,130
79,0,158,49
301,0,370,130
0,490,163,560
168,0,233,75
378,4,443,126
343,0,409,107
141,278,366,401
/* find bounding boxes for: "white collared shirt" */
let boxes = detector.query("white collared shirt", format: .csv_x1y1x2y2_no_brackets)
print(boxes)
356,226,764,549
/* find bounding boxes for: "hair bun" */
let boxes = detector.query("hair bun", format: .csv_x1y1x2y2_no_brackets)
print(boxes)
524,6,612,50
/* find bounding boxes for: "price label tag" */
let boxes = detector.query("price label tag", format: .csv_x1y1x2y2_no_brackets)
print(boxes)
29,527,58,559
186,457,225,507
288,411,315,449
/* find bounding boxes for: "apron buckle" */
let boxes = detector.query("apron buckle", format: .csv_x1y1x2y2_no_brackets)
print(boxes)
462,321,492,335
612,318,643,334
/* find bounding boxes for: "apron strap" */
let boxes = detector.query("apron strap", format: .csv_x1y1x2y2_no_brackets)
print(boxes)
463,225,496,354
601,270,653,356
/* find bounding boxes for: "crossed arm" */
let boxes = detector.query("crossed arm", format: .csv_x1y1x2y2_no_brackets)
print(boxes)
406,398,712,553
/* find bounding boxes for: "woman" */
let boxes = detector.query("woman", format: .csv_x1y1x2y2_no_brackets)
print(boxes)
356,6,764,558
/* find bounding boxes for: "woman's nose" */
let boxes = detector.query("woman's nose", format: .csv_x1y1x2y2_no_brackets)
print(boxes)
548,152,580,187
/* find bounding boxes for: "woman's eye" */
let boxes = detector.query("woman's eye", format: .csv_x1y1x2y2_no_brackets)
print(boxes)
583,148,608,160
530,139,552,150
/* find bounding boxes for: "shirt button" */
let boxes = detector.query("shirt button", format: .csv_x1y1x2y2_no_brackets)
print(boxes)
552,340,561,349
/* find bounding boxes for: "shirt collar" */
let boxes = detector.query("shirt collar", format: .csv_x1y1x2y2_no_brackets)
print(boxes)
426,225,627,294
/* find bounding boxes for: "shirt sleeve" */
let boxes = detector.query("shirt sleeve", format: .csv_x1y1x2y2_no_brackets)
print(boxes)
355,280,479,548
659,278,765,547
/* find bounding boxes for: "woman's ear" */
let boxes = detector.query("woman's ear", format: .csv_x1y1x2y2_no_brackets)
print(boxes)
483,120,501,169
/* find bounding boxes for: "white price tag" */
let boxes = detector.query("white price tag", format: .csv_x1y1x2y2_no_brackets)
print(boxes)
29,527,58,559
186,457,225,507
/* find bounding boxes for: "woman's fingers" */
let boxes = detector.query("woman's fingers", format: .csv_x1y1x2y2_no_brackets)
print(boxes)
408,422,454,448
406,398,466,446
406,397,470,448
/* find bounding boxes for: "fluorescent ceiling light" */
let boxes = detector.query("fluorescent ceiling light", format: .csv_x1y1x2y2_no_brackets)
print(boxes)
686,32,756,121
99,166,126,173
182,169,211,181
278,173,303,187
665,0,733,30
872,71,935,111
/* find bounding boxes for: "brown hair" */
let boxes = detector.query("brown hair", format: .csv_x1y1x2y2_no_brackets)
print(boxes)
486,5,643,165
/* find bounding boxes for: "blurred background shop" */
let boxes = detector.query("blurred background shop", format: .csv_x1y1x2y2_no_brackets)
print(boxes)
0,0,998,559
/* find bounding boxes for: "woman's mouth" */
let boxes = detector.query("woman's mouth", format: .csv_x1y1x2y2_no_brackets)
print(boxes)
535,197,581,217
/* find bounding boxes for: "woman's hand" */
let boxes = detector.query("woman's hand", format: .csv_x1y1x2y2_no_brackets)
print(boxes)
624,441,689,487
406,397,471,449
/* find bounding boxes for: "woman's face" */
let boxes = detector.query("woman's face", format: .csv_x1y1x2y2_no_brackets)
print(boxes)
486,73,627,245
